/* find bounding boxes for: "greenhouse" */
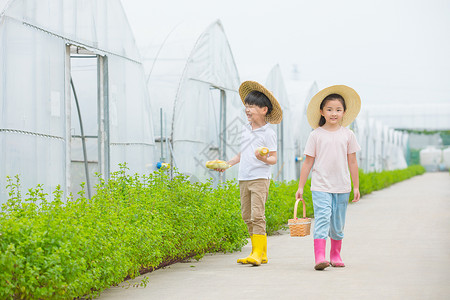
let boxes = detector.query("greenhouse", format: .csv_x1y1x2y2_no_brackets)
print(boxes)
363,102,450,130
265,64,296,182
142,19,243,183
284,79,318,178
0,0,155,204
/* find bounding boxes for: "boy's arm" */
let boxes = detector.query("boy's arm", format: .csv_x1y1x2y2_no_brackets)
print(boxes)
295,155,314,200
215,153,240,173
255,150,277,165
347,152,360,202
227,152,241,167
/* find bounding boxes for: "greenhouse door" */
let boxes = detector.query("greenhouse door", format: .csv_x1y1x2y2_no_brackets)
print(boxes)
67,46,109,198
209,87,227,183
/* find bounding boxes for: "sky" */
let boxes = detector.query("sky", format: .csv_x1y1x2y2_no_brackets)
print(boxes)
121,0,450,113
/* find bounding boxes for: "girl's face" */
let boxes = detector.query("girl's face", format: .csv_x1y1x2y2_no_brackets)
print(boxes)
320,99,345,126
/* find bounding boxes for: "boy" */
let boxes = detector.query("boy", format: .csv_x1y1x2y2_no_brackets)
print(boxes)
223,81,282,266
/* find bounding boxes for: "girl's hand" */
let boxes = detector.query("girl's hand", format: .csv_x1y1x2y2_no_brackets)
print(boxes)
352,188,360,202
295,188,303,201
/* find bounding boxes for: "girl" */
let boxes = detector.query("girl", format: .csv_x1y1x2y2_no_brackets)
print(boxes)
295,85,361,270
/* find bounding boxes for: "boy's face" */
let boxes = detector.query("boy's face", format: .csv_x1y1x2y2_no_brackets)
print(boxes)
245,104,268,124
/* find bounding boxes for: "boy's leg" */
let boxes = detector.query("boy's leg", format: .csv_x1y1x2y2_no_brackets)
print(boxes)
249,179,269,235
312,191,332,270
237,181,253,264
329,193,349,267
246,179,269,266
239,180,253,234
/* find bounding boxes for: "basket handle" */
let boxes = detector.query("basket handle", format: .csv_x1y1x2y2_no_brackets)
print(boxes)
293,198,307,219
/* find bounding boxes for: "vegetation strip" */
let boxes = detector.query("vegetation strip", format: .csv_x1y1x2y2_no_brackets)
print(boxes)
0,165,425,299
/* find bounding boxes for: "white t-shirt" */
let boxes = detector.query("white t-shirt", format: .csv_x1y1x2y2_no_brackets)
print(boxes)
238,123,277,181
304,126,361,193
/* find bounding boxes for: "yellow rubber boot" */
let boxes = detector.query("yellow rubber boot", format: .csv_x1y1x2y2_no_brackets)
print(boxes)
246,234,266,266
237,235,253,264
262,233,268,264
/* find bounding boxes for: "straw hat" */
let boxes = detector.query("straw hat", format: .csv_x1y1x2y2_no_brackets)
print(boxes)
239,81,283,124
306,85,361,129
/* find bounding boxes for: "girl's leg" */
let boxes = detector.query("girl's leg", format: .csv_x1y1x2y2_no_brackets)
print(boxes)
329,193,349,240
312,191,332,270
329,193,350,267
312,191,332,239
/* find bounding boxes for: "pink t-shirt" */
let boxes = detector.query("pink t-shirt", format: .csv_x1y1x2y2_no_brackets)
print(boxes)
304,126,361,193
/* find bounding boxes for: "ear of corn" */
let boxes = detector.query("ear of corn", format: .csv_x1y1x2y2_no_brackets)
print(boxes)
256,147,269,156
205,160,230,170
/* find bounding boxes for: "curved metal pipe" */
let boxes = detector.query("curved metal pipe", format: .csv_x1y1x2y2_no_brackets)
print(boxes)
70,77,91,199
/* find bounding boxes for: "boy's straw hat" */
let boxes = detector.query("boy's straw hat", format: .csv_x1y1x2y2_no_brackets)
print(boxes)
239,81,283,124
306,85,361,129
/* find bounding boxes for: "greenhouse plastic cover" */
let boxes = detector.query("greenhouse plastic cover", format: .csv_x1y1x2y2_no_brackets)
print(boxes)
265,64,296,182
354,117,408,172
143,19,243,182
285,79,318,153
362,103,450,130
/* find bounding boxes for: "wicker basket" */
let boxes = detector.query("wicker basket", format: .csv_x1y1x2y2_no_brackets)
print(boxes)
288,198,311,237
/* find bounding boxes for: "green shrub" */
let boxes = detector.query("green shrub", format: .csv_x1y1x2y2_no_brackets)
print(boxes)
0,166,247,299
357,165,425,196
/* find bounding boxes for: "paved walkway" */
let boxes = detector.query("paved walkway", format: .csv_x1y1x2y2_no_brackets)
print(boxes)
98,172,450,300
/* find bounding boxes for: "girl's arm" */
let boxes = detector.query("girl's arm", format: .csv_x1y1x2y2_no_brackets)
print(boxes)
295,155,315,200
255,150,277,165
347,152,360,202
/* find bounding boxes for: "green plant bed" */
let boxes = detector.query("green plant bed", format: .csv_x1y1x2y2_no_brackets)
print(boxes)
357,165,425,196
0,166,247,299
0,164,425,299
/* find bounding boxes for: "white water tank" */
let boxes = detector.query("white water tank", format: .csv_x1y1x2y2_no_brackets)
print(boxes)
443,147,450,169
420,146,442,172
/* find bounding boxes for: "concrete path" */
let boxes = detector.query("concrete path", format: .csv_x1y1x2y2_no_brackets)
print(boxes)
98,172,450,300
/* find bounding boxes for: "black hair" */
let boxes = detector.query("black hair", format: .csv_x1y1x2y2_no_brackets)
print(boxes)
244,91,273,115
318,93,346,127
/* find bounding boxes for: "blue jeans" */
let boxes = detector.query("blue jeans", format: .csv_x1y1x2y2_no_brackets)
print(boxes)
312,191,350,240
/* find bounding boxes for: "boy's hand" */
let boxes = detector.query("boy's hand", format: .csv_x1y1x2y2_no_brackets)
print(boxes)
215,161,232,173
352,188,360,202
295,188,303,201
254,150,267,162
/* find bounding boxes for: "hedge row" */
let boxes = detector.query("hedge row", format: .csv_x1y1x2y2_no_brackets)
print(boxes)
0,166,247,299
0,165,425,299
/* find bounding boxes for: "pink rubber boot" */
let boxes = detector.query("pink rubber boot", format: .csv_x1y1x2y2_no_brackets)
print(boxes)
314,239,330,270
330,238,345,267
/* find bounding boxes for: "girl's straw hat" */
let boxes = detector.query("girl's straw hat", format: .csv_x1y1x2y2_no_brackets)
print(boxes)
239,81,283,124
306,85,361,129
